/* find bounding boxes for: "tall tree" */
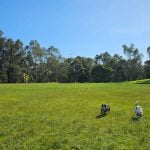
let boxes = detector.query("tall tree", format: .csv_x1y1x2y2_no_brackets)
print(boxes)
91,65,112,82
144,47,150,78
45,46,62,82
66,56,94,82
95,52,111,66
144,60,150,78
24,51,34,82
122,44,143,80
147,46,150,59
0,31,7,82
25,40,45,82
0,30,148,83
4,39,25,82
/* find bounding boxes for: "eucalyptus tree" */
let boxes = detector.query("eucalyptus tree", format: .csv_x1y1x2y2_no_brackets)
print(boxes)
45,46,62,82
66,56,95,82
144,60,150,78
147,46,150,59
122,44,143,80
144,47,150,78
95,52,111,66
25,40,46,82
0,31,7,82
91,64,112,82
2,38,25,82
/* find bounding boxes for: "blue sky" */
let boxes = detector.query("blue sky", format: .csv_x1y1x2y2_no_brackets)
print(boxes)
0,0,150,60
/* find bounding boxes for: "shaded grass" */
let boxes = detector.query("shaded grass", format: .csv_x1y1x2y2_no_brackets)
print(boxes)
0,83,150,149
130,79,150,84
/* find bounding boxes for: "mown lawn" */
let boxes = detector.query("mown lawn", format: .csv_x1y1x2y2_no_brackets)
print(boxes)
0,83,150,150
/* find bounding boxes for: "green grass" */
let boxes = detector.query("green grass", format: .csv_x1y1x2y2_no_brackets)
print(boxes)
130,79,150,84
0,83,150,150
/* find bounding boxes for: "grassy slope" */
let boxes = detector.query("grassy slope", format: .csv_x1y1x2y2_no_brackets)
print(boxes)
0,83,150,150
130,79,150,84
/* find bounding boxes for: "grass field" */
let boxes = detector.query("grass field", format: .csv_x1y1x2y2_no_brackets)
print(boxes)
0,82,150,150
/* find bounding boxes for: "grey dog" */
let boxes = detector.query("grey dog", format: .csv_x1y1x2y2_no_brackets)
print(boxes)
101,104,110,114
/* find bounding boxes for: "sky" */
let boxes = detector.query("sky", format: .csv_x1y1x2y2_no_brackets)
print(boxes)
0,0,150,60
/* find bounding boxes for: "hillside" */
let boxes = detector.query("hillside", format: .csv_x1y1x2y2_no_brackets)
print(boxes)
0,83,150,149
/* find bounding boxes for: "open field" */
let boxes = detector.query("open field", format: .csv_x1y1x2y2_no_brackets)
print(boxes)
0,83,150,149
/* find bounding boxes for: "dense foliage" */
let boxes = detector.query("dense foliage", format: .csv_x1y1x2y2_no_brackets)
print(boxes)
0,30,150,83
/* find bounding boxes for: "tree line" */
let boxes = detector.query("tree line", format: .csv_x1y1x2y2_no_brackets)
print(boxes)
0,30,150,83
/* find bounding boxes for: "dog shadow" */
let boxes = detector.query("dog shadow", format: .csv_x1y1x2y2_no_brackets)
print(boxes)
96,113,107,119
130,116,141,122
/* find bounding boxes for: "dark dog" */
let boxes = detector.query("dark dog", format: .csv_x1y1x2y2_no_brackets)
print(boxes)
101,104,110,114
